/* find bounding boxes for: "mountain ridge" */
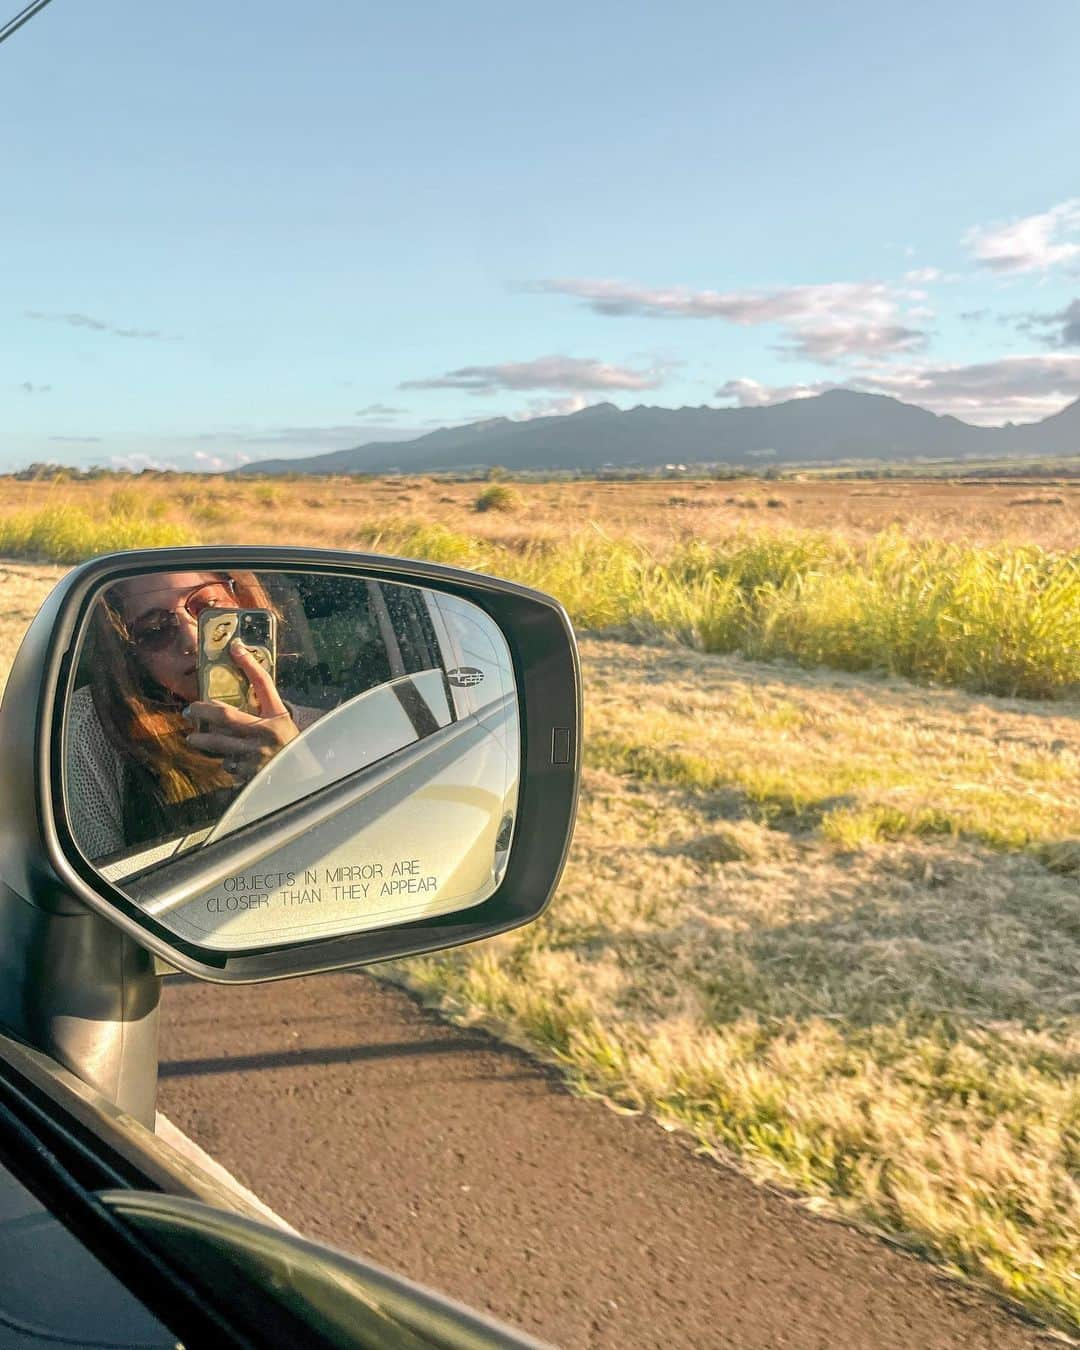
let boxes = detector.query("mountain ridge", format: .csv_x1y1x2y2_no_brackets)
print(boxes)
235,390,1080,476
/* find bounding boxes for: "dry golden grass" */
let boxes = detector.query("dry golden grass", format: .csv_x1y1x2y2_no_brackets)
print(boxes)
394,640,1080,1332
0,475,1077,1330
3,470,1080,551
581,641,1080,854
2,476,1077,699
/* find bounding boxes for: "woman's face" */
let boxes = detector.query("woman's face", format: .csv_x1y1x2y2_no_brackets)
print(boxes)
114,571,235,705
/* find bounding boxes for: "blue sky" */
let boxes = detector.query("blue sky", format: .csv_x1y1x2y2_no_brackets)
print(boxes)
3,0,1080,471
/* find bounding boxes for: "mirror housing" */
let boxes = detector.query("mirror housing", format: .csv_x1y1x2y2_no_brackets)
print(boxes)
0,546,580,984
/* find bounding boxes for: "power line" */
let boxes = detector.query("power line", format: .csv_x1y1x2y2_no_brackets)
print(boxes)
0,0,55,47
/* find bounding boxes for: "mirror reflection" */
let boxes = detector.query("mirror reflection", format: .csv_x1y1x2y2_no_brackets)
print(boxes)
63,569,519,950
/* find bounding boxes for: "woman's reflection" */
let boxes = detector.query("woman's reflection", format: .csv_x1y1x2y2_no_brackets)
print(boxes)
67,571,319,860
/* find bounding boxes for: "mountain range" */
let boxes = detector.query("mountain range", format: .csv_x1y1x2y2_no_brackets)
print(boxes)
236,390,1080,476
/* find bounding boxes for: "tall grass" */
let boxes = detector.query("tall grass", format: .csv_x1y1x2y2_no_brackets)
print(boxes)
0,504,196,563
356,521,1080,699
1,495,1075,699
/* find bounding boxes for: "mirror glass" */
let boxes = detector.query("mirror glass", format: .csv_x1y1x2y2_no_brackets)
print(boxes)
62,569,519,951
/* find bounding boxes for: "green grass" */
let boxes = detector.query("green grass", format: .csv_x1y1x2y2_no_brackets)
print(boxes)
26,497,1054,701
0,504,196,563
357,520,493,570
355,520,1080,700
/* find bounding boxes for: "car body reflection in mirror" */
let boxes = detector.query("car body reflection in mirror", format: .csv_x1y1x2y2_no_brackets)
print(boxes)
63,570,519,952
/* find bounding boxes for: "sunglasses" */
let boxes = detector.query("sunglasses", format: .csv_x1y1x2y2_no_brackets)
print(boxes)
125,578,238,654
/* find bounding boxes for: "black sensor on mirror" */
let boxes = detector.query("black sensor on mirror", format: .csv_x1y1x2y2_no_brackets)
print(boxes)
0,548,579,983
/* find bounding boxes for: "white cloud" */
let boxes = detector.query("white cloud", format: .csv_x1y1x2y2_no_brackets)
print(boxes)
530,277,887,323
966,200,1080,274
715,378,834,407
193,449,253,471
355,403,406,418
110,452,181,472
513,394,595,420
903,268,942,284
778,322,926,363
715,355,1080,424
527,278,930,364
1055,299,1080,348
854,354,1080,422
401,355,665,393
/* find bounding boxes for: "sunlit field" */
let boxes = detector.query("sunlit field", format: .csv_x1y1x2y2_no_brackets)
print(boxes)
4,469,1080,552
0,472,1077,1331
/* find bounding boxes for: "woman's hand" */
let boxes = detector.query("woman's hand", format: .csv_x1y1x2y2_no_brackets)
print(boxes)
184,640,299,782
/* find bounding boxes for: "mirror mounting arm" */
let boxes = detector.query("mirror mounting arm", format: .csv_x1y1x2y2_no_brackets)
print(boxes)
0,881,162,1127
0,573,162,1126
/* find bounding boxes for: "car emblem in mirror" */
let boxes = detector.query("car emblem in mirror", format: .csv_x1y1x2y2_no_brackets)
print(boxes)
446,667,484,688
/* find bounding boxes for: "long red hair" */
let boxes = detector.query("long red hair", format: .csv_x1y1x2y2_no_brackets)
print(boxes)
89,571,274,825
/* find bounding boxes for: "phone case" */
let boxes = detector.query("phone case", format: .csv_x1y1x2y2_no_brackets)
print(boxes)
197,607,277,713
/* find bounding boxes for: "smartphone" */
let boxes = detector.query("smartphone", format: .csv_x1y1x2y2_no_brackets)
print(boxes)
197,607,277,713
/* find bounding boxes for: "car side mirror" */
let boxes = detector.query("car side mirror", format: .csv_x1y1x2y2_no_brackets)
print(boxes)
0,547,579,1120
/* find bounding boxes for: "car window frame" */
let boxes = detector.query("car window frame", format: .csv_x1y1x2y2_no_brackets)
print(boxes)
0,1026,543,1349
0,1026,257,1345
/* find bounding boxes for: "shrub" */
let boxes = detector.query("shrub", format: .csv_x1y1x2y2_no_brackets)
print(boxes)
474,484,523,514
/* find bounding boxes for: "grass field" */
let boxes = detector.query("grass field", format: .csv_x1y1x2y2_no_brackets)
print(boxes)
0,472,1076,1331
3,469,1080,550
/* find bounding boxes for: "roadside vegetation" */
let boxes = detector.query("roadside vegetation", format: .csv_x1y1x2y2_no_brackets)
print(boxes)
356,522,1078,699
398,640,1080,1332
0,490,194,561
0,476,1076,698
0,473,1076,1329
